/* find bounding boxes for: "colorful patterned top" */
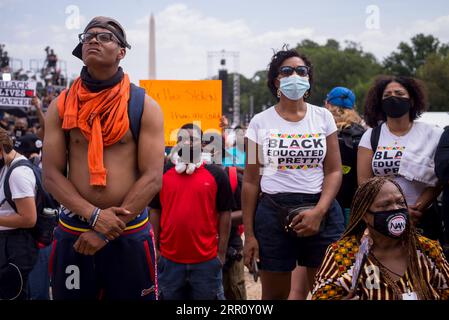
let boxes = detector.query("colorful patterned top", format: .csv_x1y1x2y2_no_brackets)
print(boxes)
311,235,449,300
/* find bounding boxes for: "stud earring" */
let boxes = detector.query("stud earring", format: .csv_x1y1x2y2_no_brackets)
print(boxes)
277,89,281,98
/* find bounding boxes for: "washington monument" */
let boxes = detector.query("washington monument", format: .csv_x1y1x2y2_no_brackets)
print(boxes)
149,13,156,79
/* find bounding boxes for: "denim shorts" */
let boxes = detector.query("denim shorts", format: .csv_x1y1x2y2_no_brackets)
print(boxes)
254,193,344,271
27,245,52,300
157,256,225,300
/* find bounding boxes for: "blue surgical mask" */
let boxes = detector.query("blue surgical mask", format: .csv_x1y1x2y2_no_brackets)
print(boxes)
279,75,310,101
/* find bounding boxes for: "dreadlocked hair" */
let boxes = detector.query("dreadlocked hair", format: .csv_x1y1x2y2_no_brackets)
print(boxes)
343,176,433,300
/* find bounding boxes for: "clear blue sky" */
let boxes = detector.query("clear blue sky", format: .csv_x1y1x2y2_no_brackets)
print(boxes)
1,0,449,82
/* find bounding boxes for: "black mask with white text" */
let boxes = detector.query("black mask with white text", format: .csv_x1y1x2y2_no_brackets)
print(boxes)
367,208,409,239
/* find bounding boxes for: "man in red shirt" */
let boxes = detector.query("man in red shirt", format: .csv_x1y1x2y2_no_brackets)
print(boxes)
150,123,232,300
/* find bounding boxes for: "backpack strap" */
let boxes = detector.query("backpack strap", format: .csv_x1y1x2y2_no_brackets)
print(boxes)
227,166,243,235
370,124,382,152
1,159,36,212
62,84,74,147
128,83,146,143
228,166,238,194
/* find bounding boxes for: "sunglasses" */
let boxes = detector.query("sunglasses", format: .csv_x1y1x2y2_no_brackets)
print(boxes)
78,32,119,45
279,65,309,77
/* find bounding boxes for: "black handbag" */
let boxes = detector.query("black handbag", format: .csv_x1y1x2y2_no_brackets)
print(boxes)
263,194,318,237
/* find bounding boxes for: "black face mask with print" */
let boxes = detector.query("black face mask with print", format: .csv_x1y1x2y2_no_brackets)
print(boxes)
381,96,411,118
366,208,409,239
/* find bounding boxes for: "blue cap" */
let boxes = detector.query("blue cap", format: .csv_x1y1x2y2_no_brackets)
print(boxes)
326,87,355,109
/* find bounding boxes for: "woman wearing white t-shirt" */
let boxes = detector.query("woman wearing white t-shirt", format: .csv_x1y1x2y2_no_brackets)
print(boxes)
358,76,443,239
242,48,344,300
0,128,38,300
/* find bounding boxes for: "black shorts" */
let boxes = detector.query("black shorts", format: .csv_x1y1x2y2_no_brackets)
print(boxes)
254,193,344,271
50,222,157,300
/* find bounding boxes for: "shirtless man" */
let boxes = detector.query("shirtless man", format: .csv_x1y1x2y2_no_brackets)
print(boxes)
42,17,164,300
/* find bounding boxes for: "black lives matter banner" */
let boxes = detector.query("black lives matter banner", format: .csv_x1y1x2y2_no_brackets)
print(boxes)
0,80,36,108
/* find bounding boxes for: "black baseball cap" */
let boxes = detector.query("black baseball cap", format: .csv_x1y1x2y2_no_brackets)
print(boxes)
14,133,42,155
72,16,131,60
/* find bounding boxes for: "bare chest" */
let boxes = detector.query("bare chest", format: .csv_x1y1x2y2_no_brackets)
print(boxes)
69,128,134,149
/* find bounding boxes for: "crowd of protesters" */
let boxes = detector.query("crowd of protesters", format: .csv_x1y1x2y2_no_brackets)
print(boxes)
0,16,448,301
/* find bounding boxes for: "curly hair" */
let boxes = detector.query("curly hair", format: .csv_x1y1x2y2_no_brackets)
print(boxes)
267,45,313,101
363,76,428,128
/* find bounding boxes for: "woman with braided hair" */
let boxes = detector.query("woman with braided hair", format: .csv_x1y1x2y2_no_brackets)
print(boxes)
311,176,449,300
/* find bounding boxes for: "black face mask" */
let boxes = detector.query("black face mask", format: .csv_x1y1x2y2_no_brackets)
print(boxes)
367,208,409,239
14,128,24,138
381,96,411,118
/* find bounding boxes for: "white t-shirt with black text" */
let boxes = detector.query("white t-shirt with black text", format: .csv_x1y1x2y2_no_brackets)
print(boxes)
359,122,427,206
0,155,37,231
246,104,337,194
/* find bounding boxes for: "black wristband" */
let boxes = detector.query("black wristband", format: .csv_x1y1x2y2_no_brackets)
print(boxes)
95,231,109,243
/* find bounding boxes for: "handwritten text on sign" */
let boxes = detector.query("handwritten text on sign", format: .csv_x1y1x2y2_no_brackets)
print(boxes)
139,80,222,147
0,81,36,108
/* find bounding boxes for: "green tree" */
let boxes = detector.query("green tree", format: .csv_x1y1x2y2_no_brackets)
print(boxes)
227,38,383,122
416,53,449,111
225,71,277,125
383,33,449,76
295,39,383,113
226,35,449,124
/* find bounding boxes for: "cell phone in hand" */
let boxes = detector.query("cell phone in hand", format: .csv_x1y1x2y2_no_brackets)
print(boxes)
252,258,259,282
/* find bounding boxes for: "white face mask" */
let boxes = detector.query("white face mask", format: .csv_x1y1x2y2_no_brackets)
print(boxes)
200,152,212,164
171,151,202,175
279,75,310,100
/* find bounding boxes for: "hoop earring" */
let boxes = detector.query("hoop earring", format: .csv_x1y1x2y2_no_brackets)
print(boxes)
277,89,281,98
303,91,310,99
